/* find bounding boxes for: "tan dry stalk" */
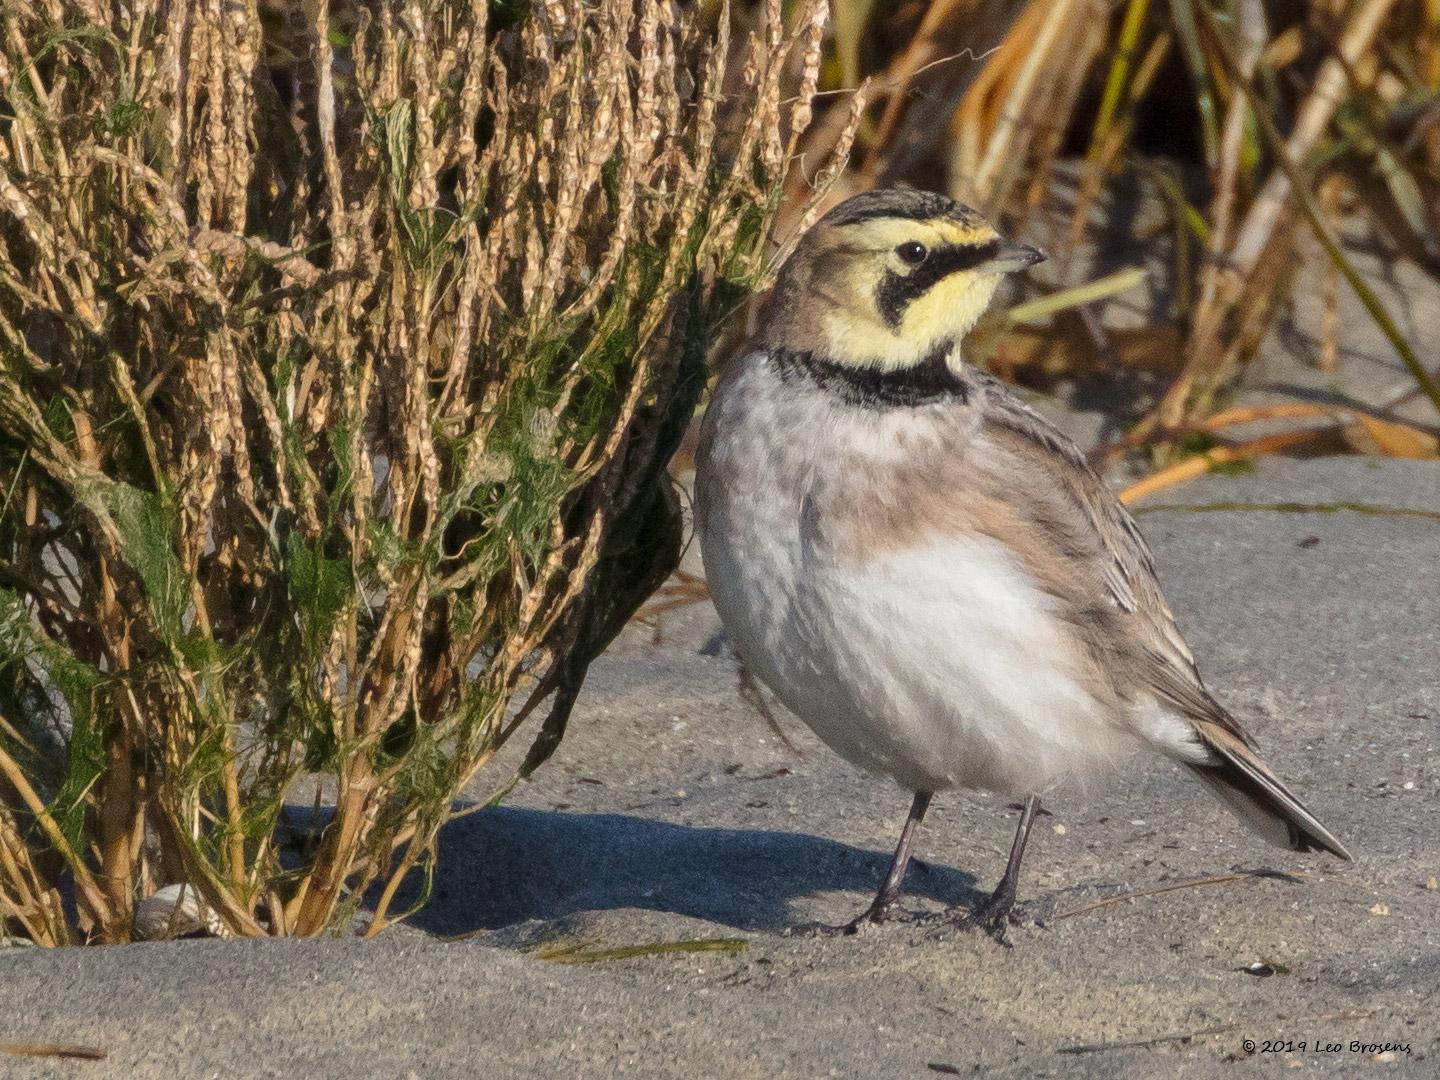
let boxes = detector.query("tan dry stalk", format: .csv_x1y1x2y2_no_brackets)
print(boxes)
1226,0,1399,274
1059,28,1173,262
1318,175,1344,372
1149,0,1401,432
1018,6,1106,218
0,808,69,945
964,0,1078,210
0,738,110,936
1200,0,1268,265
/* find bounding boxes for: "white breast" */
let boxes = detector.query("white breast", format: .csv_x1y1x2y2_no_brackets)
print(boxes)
696,356,1142,796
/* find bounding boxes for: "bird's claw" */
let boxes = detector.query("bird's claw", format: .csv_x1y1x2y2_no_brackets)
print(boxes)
922,896,1035,943
794,900,922,937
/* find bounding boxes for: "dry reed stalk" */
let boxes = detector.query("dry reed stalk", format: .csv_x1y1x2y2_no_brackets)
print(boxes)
1317,174,1343,372
0,0,855,942
1200,0,1267,262
1228,0,1399,273
963,0,1078,211
1118,430,1325,503
846,0,1029,187
1060,25,1173,261
1148,0,1402,434
865,0,981,156
1018,6,1106,218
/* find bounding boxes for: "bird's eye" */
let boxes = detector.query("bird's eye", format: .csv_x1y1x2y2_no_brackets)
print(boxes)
895,241,928,266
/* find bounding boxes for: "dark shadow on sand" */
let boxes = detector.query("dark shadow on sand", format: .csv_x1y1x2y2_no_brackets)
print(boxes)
384,807,980,937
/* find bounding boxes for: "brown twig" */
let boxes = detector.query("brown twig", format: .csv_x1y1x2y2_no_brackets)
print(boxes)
1145,0,1402,435
1052,870,1303,921
1118,431,1324,504
0,1042,108,1061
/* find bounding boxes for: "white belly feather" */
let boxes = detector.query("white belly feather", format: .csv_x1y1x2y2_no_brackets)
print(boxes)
702,511,1139,794
696,357,1148,796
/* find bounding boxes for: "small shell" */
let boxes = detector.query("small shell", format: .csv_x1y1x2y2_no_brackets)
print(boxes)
134,884,224,940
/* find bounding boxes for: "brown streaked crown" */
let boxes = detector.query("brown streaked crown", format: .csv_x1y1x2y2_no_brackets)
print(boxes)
818,188,988,230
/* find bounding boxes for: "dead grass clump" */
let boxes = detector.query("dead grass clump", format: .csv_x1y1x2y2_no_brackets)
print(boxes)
0,0,852,943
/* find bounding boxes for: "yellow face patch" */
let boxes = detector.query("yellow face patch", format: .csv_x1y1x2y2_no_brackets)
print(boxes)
813,216,1006,370
896,271,1003,357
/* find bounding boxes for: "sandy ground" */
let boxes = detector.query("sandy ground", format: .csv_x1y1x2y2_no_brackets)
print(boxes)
4,457,1438,1078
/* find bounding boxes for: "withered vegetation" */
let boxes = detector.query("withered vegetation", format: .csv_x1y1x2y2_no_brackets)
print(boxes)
0,0,849,943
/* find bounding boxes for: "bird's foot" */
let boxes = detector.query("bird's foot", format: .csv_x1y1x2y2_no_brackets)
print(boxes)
795,897,921,938
924,909,1016,944
924,887,1035,944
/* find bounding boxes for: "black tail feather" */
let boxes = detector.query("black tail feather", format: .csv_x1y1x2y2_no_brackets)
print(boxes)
1187,720,1352,861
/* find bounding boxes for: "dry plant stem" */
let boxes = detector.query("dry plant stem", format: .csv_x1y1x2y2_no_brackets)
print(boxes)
1085,0,1152,168
858,0,1025,189
778,77,871,260
1199,0,1267,262
1061,29,1172,259
1318,176,1343,372
1197,402,1436,440
1019,8,1105,219
966,0,1077,210
1227,0,1399,273
0,739,111,936
1209,13,1440,419
1149,0,1401,432
1051,871,1280,920
0,810,69,945
0,1043,107,1062
1117,431,1322,503
1000,268,1148,325
865,0,975,162
1095,388,1440,470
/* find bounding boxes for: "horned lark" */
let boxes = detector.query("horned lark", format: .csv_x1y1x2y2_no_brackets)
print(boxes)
694,188,1350,934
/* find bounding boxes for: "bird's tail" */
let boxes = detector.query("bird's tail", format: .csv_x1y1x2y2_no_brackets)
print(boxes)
1186,717,1352,861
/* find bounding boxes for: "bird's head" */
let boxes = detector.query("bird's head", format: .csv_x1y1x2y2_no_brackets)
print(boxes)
759,189,1044,370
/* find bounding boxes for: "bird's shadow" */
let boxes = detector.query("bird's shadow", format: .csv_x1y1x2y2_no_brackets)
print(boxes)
382,806,980,937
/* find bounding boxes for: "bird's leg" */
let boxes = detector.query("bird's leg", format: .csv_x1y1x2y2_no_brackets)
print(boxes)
840,791,932,934
973,794,1041,927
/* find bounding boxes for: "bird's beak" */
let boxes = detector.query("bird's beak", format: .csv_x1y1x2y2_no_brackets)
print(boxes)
980,240,1046,274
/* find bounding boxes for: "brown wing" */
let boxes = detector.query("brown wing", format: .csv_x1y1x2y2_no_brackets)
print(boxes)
958,374,1349,858
971,374,1258,748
